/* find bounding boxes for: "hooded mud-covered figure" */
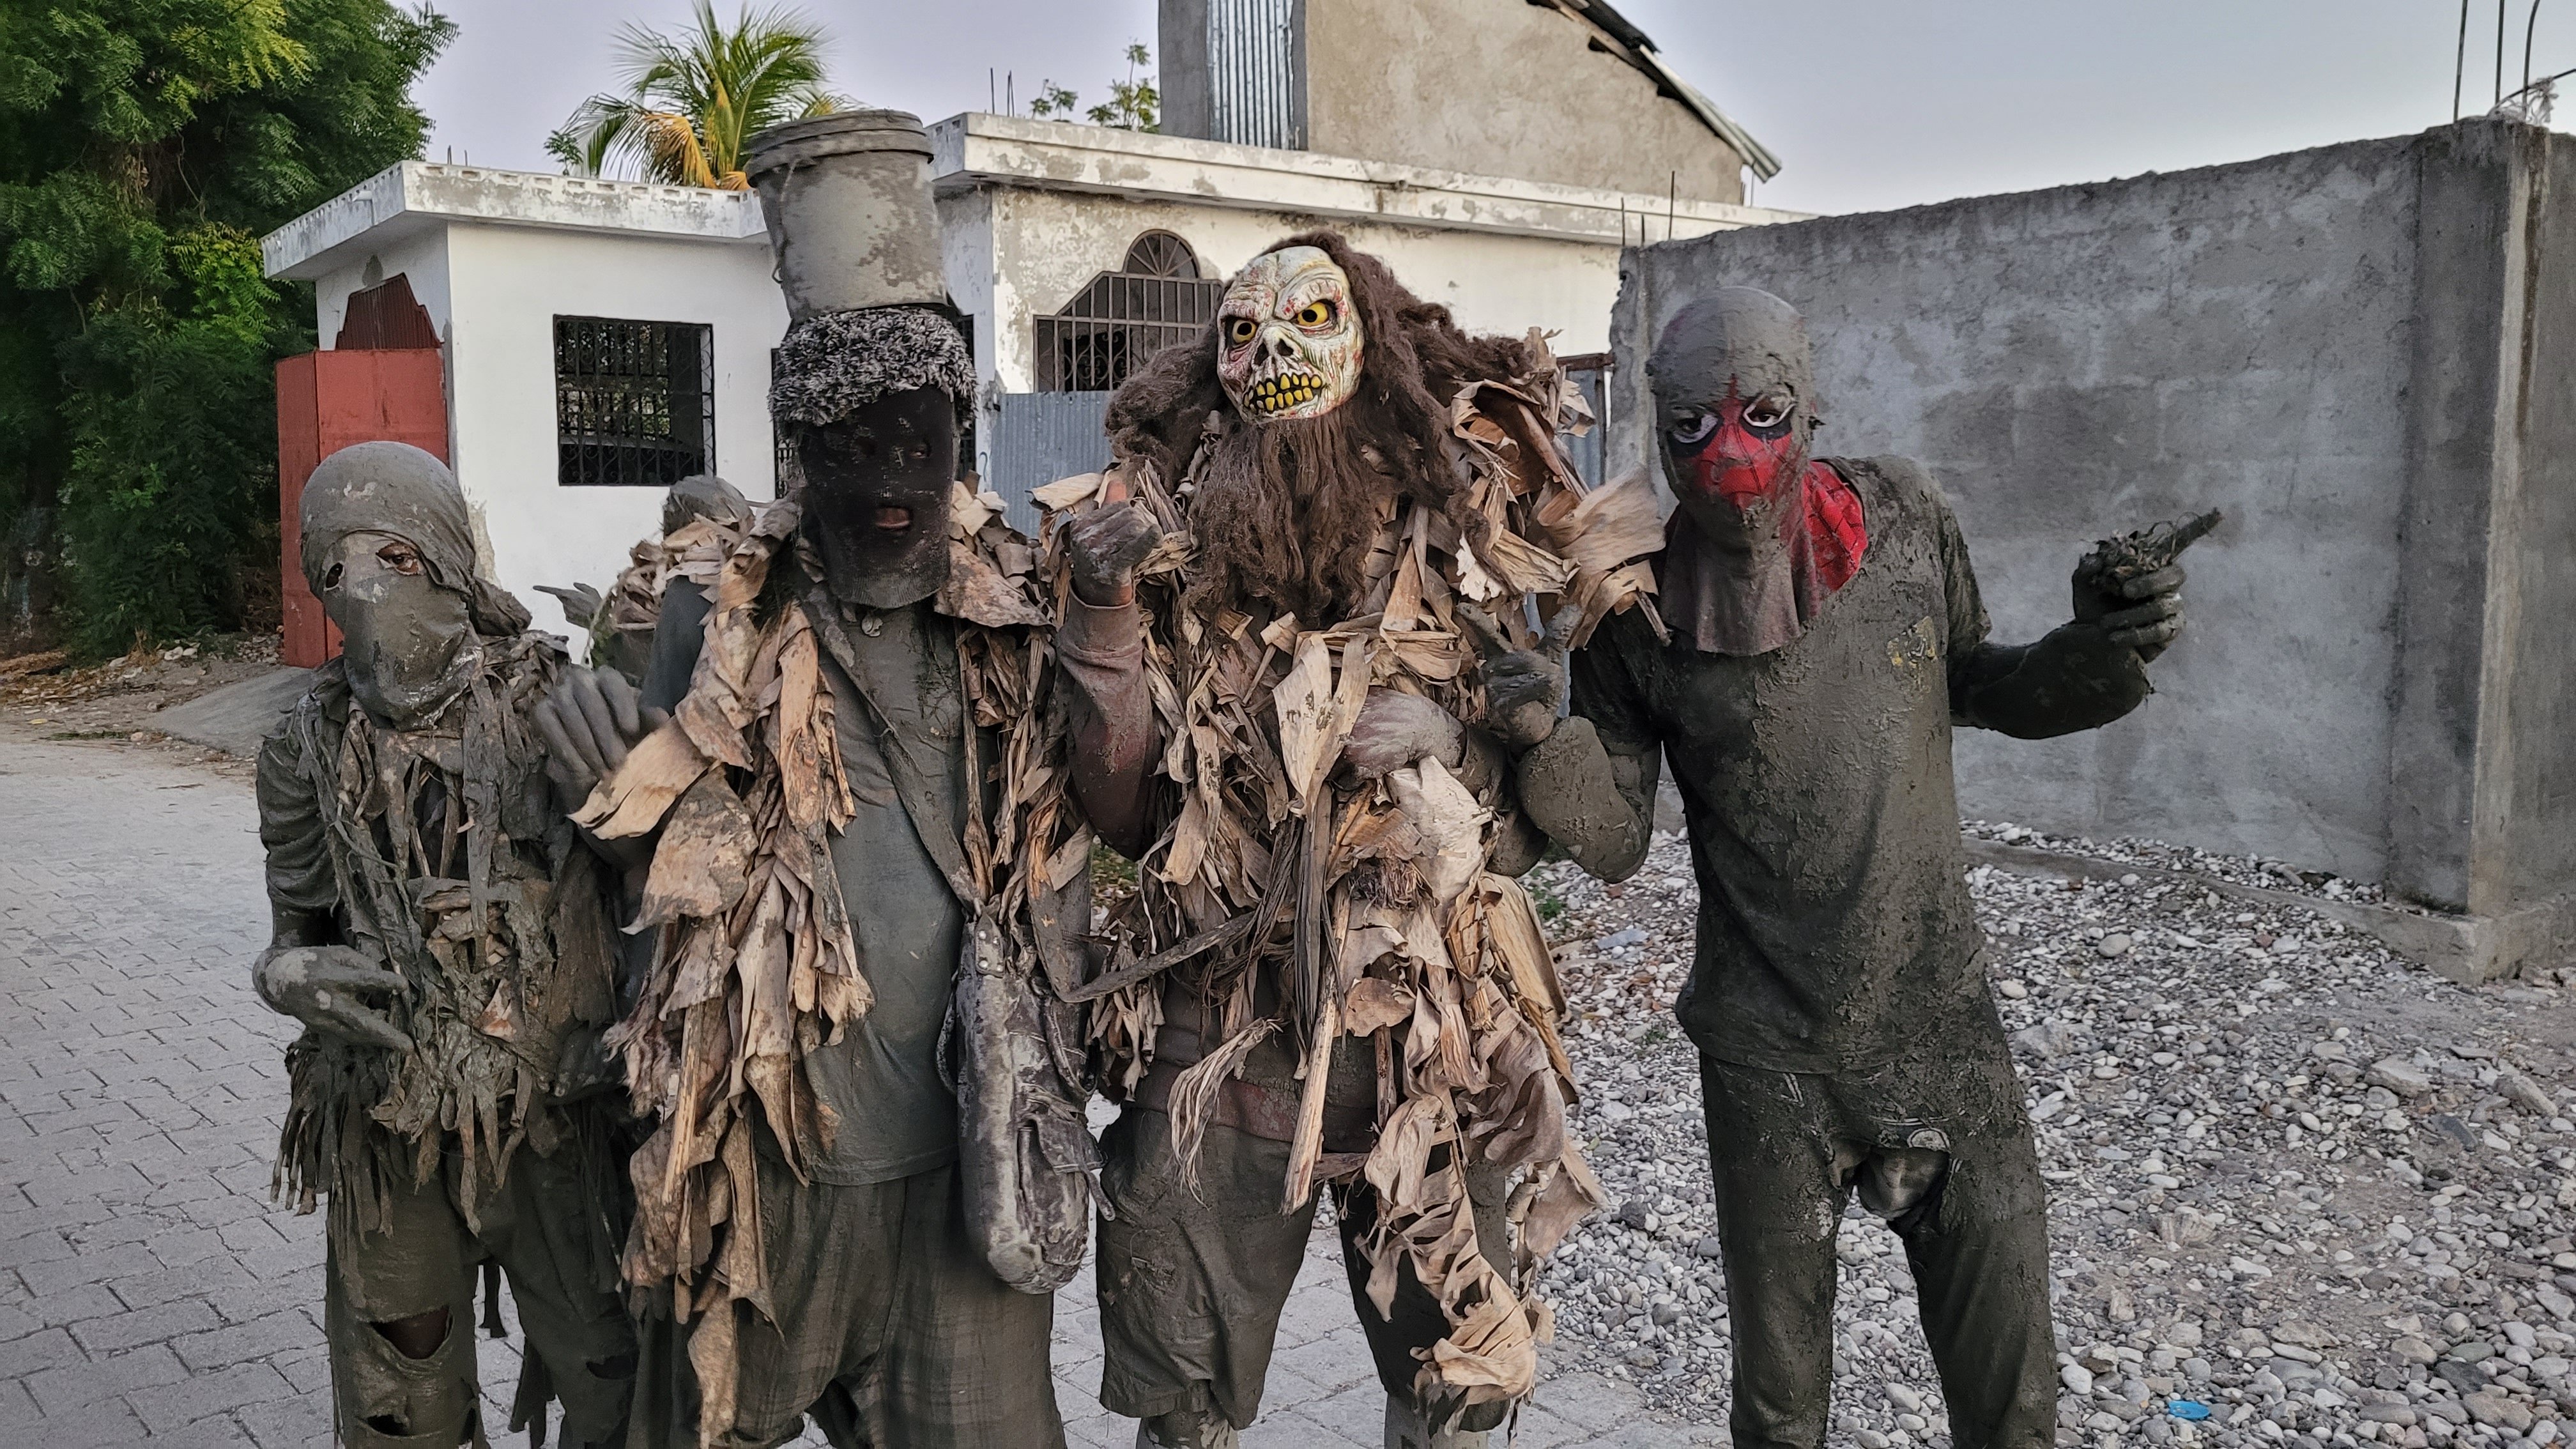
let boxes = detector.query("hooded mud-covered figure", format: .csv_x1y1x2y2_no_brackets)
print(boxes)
252,440,637,1449
539,473,757,688
1512,288,2198,1449
1049,231,1661,1449
538,109,1094,1449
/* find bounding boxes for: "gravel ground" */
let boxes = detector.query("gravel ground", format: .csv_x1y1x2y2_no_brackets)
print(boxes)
1526,829,2576,1449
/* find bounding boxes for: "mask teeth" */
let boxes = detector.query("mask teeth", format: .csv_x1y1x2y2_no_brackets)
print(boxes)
1248,371,1327,413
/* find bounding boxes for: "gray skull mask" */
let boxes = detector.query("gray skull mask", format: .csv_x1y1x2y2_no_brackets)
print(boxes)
300,441,530,730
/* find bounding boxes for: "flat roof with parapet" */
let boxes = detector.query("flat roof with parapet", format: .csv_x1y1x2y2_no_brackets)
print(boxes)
265,114,1811,282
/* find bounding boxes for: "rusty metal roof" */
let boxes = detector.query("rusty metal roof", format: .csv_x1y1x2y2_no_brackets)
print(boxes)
1530,0,1782,180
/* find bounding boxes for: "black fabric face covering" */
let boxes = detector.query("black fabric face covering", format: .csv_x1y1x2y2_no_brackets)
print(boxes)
796,386,960,611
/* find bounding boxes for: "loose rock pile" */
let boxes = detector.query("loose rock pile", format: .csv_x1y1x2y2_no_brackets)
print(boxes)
1527,829,2576,1449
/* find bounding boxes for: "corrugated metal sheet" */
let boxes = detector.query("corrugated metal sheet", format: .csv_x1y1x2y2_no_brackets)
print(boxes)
1560,357,1612,488
988,391,1112,533
1208,0,1303,150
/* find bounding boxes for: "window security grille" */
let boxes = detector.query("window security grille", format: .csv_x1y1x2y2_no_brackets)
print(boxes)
1034,233,1223,393
555,317,715,487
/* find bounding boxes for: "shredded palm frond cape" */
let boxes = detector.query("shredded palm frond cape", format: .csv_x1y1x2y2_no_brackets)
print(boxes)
574,486,1073,1443
1041,332,1663,1409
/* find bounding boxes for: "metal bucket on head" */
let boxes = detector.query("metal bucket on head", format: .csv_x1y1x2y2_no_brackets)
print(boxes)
744,110,944,321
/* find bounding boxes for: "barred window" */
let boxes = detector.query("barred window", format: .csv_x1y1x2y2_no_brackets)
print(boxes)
555,316,715,487
1034,232,1222,392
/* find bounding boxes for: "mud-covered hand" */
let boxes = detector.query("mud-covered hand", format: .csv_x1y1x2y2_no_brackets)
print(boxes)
533,664,668,813
1064,498,1164,608
1341,689,1469,779
2070,555,2186,664
254,945,411,1052
1461,602,1583,751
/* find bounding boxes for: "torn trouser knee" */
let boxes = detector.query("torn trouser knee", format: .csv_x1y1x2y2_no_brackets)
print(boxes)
327,1167,481,1448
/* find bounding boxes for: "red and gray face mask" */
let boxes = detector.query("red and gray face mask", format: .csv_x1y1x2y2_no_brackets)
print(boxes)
1648,288,1867,657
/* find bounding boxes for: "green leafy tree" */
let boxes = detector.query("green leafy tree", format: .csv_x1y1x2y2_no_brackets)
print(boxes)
0,0,456,654
1027,80,1081,118
548,2,845,190
1025,43,1158,132
1087,42,1157,132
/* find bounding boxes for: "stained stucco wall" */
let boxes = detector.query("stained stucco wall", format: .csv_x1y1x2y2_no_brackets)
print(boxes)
1299,0,1743,202
962,183,1626,388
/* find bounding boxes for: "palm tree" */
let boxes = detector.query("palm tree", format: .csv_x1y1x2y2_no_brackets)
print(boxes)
546,1,845,190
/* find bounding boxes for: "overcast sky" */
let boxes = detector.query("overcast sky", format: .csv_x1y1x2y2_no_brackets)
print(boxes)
415,0,2544,215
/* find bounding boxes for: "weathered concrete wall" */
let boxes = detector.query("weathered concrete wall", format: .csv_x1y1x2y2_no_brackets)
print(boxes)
1608,120,2576,973
1160,0,1744,202
1300,0,1741,201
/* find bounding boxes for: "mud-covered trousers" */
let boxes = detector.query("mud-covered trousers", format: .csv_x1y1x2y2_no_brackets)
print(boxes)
1094,1107,1510,1438
626,1157,1064,1449
325,1136,637,1449
1697,1025,2058,1449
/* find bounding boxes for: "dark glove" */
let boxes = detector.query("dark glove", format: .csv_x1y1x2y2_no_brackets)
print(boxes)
2071,556,2186,664
1460,602,1583,751
253,944,411,1052
1065,500,1164,607
532,664,668,815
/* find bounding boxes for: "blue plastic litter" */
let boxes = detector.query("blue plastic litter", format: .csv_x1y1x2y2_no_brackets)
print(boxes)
2166,1400,2212,1422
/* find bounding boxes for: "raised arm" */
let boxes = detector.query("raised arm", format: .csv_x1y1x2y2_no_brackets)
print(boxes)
1936,499,2187,740
1057,494,1165,859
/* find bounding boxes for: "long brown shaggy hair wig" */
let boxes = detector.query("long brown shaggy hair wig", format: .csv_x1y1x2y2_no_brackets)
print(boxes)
1105,230,1534,620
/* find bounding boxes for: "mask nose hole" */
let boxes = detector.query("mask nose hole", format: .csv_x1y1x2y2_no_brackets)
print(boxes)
322,564,344,590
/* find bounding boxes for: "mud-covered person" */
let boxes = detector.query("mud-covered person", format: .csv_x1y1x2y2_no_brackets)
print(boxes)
1054,233,1608,1449
252,441,636,1449
536,473,755,689
538,305,1076,1449
1509,288,2193,1449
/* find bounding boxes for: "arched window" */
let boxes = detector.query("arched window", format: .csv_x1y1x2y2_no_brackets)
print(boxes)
1123,230,1201,279
1034,232,1223,391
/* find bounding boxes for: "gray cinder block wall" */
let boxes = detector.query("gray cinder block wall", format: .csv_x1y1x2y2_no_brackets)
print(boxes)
1607,119,2576,980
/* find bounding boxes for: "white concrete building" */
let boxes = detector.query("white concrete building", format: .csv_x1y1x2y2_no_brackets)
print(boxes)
262,116,1800,616
263,163,786,618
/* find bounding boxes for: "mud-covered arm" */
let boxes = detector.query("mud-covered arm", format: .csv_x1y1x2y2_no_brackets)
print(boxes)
1935,503,2156,739
1512,611,1660,883
253,725,411,1048
255,726,341,951
1057,594,1161,860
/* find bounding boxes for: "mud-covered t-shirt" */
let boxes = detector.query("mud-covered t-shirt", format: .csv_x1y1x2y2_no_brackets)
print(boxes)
647,584,964,1184
1570,456,1994,1073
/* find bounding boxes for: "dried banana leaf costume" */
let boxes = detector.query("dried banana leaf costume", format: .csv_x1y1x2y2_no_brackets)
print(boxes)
1051,234,1654,1439
257,441,634,1448
579,309,1089,1448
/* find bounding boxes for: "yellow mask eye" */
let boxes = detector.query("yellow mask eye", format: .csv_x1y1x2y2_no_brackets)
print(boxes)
1225,317,1257,345
1294,300,1334,328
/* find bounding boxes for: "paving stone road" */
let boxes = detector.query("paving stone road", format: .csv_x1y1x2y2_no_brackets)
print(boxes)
0,729,1704,1448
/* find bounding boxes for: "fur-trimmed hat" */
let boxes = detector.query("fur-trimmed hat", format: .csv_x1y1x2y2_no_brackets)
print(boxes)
769,305,976,427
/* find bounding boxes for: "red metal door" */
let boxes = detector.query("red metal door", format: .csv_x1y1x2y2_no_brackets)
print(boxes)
273,349,448,667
